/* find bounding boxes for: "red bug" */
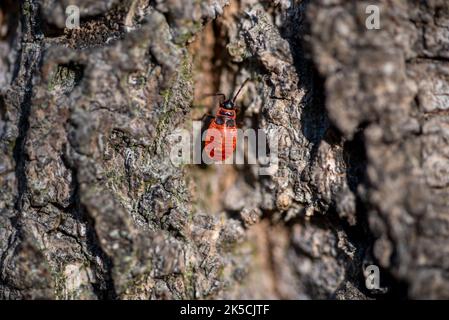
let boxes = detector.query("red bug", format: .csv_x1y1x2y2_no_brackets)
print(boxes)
204,79,249,161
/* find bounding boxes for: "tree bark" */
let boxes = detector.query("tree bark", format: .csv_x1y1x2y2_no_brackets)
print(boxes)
0,0,448,299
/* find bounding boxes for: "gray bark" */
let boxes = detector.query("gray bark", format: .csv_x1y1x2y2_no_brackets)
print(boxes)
0,0,448,299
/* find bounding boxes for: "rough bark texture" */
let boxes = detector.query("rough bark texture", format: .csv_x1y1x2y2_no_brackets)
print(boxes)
0,0,448,299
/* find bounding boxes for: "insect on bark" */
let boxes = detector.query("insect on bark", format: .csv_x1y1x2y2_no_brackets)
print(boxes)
204,79,249,161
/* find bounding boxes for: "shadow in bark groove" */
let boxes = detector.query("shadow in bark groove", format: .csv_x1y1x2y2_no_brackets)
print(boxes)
13,57,34,211
64,157,118,300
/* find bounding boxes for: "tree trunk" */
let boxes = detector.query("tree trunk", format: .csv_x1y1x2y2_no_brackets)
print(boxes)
0,0,448,299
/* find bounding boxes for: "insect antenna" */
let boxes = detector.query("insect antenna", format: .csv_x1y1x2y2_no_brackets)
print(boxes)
232,78,250,104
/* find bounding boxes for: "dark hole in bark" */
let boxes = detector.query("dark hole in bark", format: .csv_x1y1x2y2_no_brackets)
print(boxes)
41,21,65,38
0,0,20,42
0,95,5,137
